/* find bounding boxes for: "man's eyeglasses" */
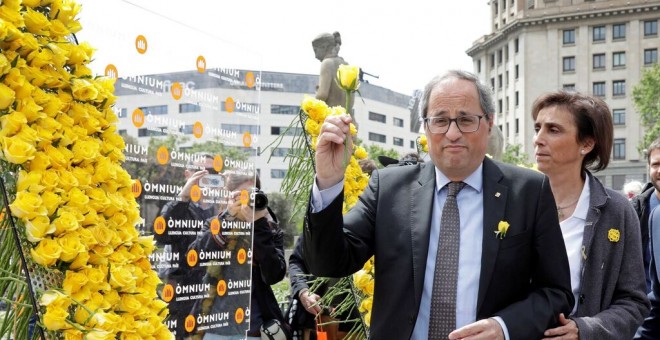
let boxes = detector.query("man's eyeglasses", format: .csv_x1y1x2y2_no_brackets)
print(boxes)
422,115,485,134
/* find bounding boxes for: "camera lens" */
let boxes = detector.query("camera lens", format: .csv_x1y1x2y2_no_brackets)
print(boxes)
251,190,268,210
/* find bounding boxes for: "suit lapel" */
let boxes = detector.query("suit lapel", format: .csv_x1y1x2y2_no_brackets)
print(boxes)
477,158,508,312
410,163,436,309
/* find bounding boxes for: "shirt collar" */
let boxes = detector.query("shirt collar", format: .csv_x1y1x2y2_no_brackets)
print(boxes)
434,163,484,194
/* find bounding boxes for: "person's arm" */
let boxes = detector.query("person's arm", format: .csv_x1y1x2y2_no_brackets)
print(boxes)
289,237,311,297
572,203,650,339
636,241,660,339
253,215,286,285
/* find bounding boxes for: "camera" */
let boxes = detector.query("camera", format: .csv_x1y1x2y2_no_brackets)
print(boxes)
199,174,225,188
250,188,268,211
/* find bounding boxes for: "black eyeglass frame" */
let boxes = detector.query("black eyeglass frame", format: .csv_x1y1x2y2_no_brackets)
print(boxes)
422,115,486,134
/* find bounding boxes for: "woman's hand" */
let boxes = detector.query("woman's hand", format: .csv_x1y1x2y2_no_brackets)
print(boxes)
543,313,579,340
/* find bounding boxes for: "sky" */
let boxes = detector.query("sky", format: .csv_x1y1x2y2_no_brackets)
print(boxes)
75,0,492,96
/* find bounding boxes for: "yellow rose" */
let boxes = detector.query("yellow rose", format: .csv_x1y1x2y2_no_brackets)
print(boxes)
84,329,114,340
66,187,90,208
110,265,136,289
71,79,99,101
52,211,80,235
25,215,54,242
496,221,510,239
62,270,88,294
353,270,371,292
72,138,100,163
30,238,62,267
89,225,116,246
354,146,368,160
62,329,83,340
349,123,357,136
137,235,155,254
57,169,79,190
41,190,62,216
9,191,46,219
120,294,142,313
304,118,320,136
14,125,40,145
0,83,16,110
39,290,71,308
2,136,36,164
135,320,156,338
336,64,360,92
359,296,373,313
0,53,10,75
23,8,50,35
364,311,371,326
28,152,51,171
69,251,90,270
42,305,70,330
58,232,85,262
0,111,27,137
17,169,44,193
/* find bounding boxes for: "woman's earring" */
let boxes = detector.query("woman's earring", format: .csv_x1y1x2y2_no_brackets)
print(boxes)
580,149,585,154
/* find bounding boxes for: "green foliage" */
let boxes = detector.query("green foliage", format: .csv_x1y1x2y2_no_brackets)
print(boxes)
501,143,532,167
266,192,301,248
633,63,660,151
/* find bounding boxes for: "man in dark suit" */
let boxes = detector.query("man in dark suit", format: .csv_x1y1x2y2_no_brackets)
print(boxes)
636,205,660,338
303,70,573,339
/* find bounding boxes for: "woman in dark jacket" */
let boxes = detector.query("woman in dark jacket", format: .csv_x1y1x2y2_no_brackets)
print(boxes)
533,91,649,339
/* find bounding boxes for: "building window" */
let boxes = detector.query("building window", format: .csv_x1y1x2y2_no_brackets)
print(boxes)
563,29,575,44
498,99,503,113
139,105,168,115
490,53,495,67
593,82,606,97
613,80,626,96
593,25,605,42
138,127,167,137
645,48,658,65
562,56,575,72
369,111,386,123
118,129,127,136
515,91,519,106
179,103,201,113
270,126,303,136
563,84,576,91
504,47,509,62
498,49,503,64
612,51,626,68
410,140,415,149
271,169,288,179
514,38,519,53
612,109,625,125
393,117,404,127
645,20,658,36
477,59,482,73
270,147,291,157
613,138,625,160
368,132,386,143
117,108,127,118
515,118,520,134
498,74,503,88
221,124,260,135
271,105,300,115
515,64,519,79
490,77,495,90
613,23,626,40
393,137,404,146
593,53,605,69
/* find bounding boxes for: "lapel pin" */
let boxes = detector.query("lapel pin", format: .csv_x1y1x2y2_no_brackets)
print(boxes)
495,192,501,198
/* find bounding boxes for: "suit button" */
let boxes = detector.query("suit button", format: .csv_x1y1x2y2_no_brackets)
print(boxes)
579,294,585,304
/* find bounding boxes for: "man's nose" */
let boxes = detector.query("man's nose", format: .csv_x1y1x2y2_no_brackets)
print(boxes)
444,120,462,140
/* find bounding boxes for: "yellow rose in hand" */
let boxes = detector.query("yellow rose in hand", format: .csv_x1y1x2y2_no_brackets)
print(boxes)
304,118,320,136
337,64,360,92
10,191,47,219
30,238,62,266
2,136,36,164
25,215,54,242
354,146,368,160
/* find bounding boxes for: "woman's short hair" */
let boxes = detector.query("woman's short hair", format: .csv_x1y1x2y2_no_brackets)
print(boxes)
531,91,613,172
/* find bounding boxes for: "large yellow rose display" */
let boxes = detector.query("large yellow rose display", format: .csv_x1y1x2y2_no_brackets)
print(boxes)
0,1,170,338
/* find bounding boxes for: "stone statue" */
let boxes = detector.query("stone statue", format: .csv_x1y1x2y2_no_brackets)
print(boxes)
312,32,355,120
487,124,504,160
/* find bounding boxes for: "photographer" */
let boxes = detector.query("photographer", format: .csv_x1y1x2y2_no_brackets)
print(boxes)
189,172,289,340
155,153,220,338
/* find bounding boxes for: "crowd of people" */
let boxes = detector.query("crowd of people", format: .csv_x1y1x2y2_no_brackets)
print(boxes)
153,68,660,340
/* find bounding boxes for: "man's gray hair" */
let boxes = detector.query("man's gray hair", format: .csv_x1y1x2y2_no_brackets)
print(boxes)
419,70,494,121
